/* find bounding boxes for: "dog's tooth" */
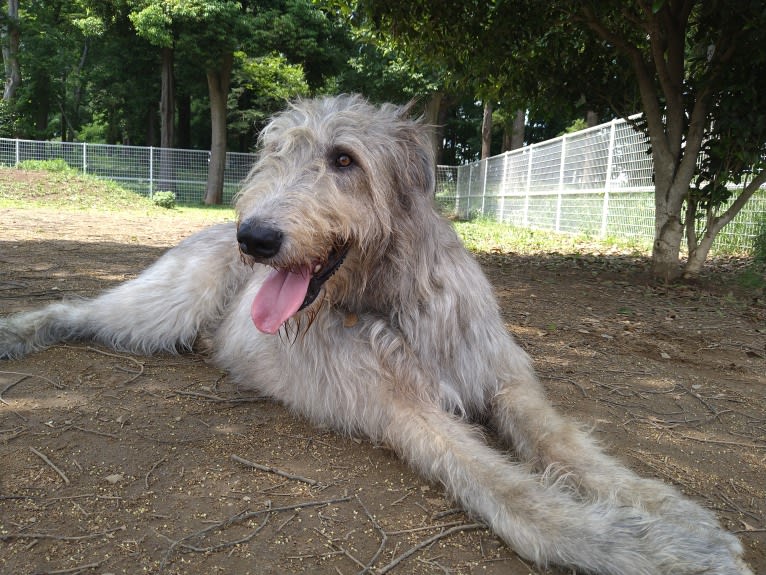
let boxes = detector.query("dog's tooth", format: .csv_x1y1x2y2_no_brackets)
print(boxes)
313,263,322,274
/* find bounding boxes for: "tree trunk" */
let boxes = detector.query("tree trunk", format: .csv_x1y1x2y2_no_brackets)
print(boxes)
2,0,20,102
650,154,689,281
423,91,443,165
510,109,525,150
160,46,175,148
683,169,766,276
177,92,191,149
651,213,684,282
585,110,599,128
481,100,493,159
157,46,176,193
203,52,234,205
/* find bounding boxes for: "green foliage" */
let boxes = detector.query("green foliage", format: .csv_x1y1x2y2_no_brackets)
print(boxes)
353,1,630,121
228,51,309,147
0,99,18,137
77,113,109,143
564,118,588,134
17,159,75,173
251,0,352,91
338,37,441,103
152,190,176,209
130,0,253,63
128,2,174,47
360,0,766,277
691,3,766,215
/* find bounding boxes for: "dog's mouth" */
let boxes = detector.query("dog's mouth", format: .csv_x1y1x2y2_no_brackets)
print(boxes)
250,243,349,334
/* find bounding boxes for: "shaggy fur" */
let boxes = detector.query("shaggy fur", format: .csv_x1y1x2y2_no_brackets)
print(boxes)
0,95,752,574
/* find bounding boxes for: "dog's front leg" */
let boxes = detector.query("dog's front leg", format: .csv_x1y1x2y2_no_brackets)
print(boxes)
0,224,248,359
380,393,750,575
489,375,751,573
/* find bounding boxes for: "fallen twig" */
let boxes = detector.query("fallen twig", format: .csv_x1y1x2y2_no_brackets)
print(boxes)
158,496,352,572
356,496,387,575
231,454,321,486
29,446,70,485
86,346,144,384
145,456,168,489
34,559,105,574
70,425,119,439
173,390,267,403
385,520,467,536
0,373,29,404
376,523,486,574
175,514,271,554
0,370,64,390
0,525,125,542
678,434,766,450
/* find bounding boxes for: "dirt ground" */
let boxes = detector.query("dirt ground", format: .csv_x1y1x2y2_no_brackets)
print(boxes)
1,207,764,575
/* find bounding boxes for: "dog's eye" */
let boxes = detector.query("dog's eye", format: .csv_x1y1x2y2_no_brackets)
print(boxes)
334,153,353,169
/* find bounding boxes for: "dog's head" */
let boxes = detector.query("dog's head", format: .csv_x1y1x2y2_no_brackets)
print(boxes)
234,94,437,334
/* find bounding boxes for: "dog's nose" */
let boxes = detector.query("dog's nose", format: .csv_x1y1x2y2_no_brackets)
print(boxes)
237,221,284,259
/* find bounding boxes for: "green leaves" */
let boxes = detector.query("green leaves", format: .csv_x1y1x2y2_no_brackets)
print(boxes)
129,2,173,46
129,3,173,46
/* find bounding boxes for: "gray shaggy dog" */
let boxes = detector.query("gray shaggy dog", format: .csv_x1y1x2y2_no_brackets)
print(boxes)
0,95,752,575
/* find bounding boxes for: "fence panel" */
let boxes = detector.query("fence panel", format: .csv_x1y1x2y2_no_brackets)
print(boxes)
0,137,257,205
448,116,765,255
1,131,763,254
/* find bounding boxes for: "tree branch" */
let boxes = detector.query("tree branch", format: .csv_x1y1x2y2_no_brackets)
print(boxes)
579,6,670,164
709,169,766,236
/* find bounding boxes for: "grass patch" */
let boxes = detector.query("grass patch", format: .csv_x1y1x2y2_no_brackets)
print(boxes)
453,218,651,255
0,166,234,221
17,158,75,172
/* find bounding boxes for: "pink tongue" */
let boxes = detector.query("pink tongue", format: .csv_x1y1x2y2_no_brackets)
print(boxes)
251,266,312,334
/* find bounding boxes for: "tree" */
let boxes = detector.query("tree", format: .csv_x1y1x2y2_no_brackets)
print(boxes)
129,0,254,204
1,0,20,102
8,1,104,141
360,0,766,280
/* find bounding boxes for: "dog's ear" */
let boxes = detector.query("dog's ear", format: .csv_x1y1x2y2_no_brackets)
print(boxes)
396,117,436,204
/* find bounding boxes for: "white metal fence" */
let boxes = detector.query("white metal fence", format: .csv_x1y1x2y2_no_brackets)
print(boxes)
436,118,766,254
0,138,255,204
2,128,764,254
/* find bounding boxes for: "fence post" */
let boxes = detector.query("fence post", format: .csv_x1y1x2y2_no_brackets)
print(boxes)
524,147,533,226
454,166,461,215
601,119,617,237
467,163,475,219
500,151,510,223
149,146,154,197
14,138,19,165
481,158,489,217
556,136,566,232
82,142,87,175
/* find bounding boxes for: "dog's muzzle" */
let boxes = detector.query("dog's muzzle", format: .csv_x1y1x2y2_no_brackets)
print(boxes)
237,220,350,334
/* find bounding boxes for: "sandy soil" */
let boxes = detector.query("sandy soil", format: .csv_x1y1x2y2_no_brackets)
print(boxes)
1,207,764,575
